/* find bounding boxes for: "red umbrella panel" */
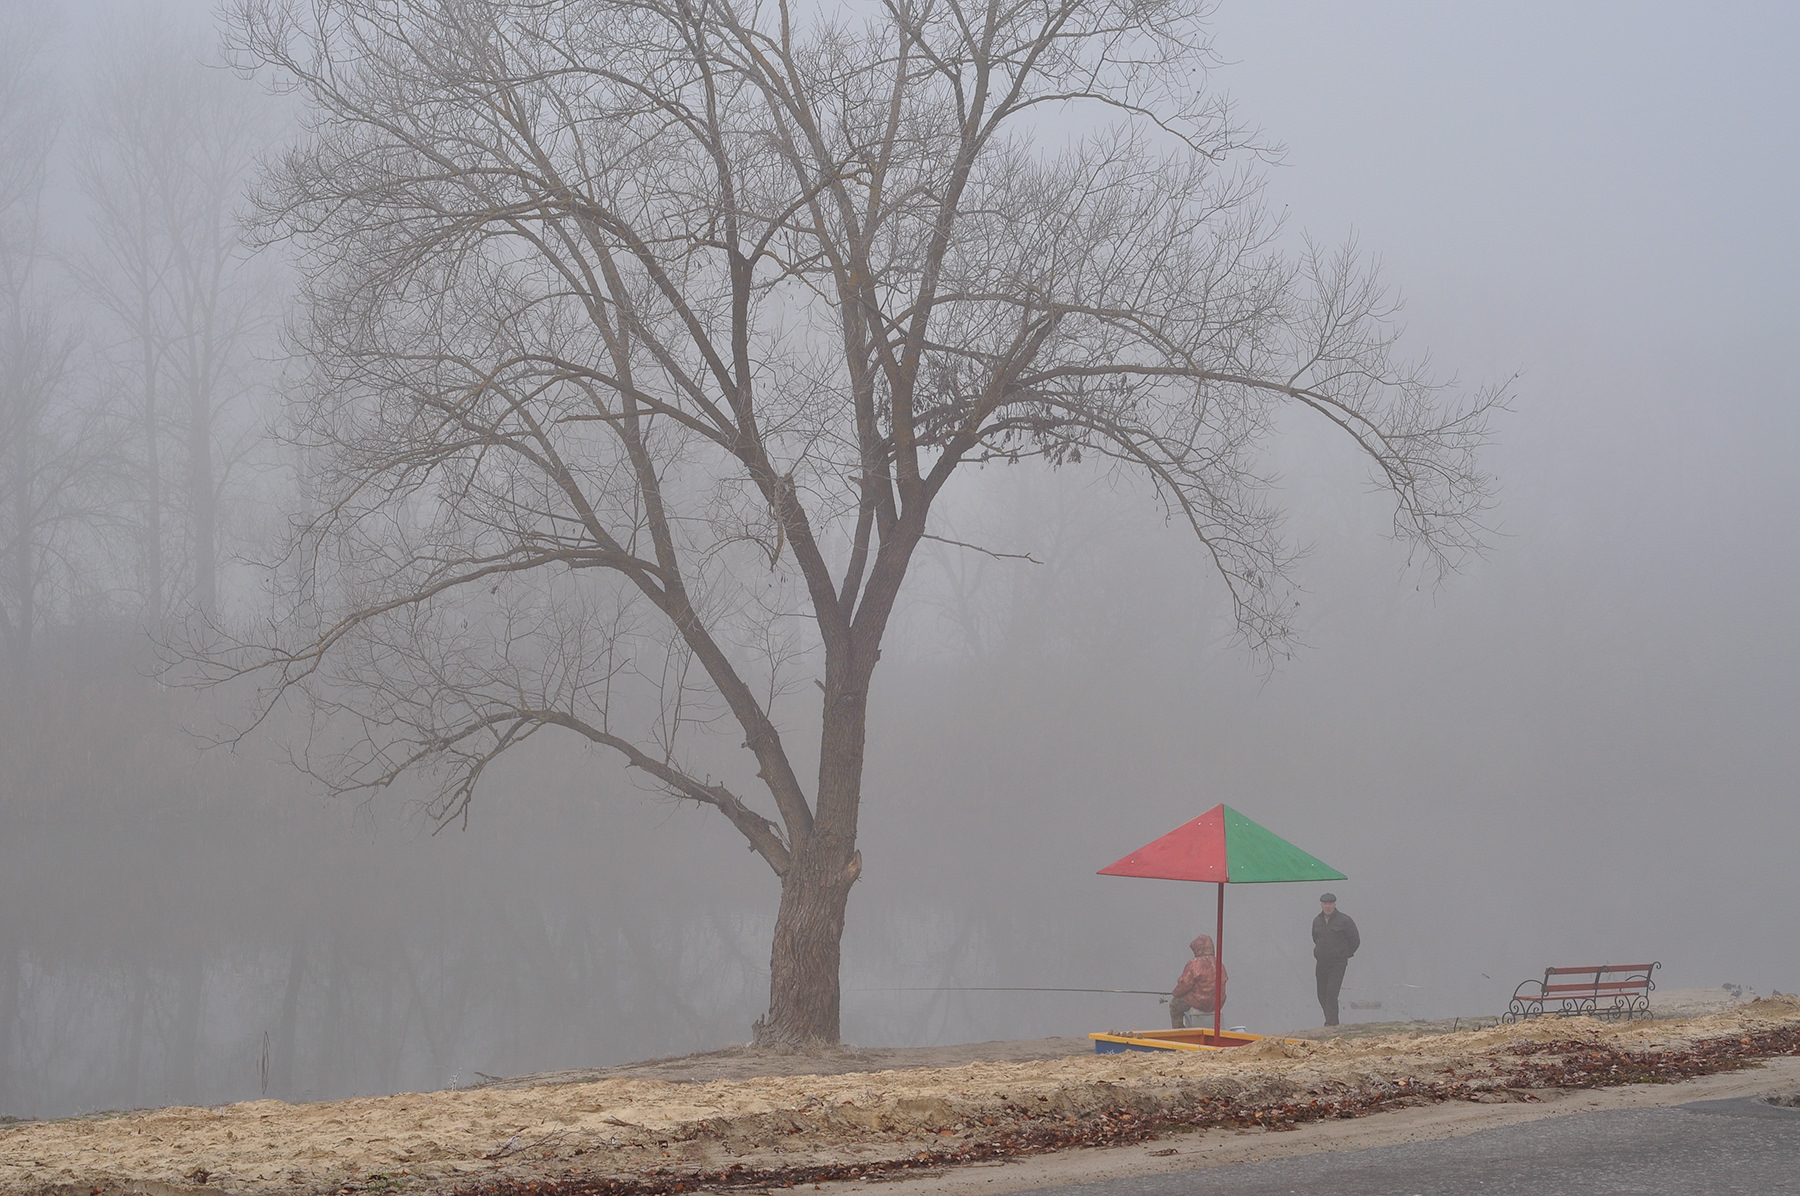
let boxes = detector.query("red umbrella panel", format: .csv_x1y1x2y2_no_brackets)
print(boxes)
1099,804,1346,1044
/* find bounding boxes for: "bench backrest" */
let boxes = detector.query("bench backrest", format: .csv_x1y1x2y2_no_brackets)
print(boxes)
1540,962,1659,995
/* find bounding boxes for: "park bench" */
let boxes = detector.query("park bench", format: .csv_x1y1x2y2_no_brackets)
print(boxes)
1504,961,1660,1022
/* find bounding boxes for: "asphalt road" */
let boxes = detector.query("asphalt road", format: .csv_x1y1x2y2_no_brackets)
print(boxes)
1030,1095,1800,1196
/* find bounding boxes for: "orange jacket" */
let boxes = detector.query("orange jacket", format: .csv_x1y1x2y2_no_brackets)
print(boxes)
1173,934,1227,1010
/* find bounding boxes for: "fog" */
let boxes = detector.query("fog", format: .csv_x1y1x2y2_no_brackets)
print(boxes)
1,0,1794,1118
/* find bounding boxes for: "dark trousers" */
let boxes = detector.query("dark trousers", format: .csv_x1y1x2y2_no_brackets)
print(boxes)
1316,958,1348,1026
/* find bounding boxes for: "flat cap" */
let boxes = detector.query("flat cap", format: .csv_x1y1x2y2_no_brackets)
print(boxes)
1319,892,1338,904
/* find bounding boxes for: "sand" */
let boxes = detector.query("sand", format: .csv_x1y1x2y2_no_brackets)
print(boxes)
3,996,1796,1196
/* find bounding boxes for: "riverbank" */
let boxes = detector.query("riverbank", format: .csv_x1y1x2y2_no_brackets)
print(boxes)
3,996,1795,1196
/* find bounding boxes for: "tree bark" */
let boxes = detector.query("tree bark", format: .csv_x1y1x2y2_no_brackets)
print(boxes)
756,835,861,1046
754,666,874,1046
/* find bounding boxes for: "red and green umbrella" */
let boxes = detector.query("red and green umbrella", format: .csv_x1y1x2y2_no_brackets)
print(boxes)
1099,803,1346,1043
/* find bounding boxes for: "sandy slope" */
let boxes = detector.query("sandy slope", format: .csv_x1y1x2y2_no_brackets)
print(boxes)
3,997,1796,1196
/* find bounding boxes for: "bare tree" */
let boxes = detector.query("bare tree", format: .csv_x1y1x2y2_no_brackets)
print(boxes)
75,21,278,620
72,36,177,622
162,63,284,617
214,0,1501,1044
0,7,88,672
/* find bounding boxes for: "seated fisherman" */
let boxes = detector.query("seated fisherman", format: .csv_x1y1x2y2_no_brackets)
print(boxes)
1169,933,1227,1028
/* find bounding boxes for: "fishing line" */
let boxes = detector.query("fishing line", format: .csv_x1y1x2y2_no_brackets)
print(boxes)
849,986,1172,996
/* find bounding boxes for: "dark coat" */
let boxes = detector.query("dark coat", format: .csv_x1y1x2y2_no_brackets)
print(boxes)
1312,910,1361,963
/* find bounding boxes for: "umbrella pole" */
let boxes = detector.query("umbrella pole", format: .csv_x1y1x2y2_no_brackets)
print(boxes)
1214,880,1224,1046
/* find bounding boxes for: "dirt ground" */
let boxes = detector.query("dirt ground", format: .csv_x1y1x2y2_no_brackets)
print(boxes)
476,1037,1097,1090
3,996,1796,1196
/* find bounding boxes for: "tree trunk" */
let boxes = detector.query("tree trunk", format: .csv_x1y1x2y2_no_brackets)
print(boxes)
6,417,31,672
754,664,873,1047
271,936,307,1099
755,834,861,1046
0,941,18,1116
169,947,205,1104
188,376,216,614
141,333,163,623
120,956,148,1105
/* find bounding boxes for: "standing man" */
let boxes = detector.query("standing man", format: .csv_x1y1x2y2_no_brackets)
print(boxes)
1312,892,1360,1027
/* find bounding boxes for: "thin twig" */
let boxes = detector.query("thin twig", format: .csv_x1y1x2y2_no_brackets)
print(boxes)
921,534,1041,564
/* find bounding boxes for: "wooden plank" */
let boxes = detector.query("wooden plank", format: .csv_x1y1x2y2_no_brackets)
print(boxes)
1089,1029,1268,1054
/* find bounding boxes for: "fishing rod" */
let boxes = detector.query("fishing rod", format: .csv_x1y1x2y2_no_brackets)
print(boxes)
851,986,1173,997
